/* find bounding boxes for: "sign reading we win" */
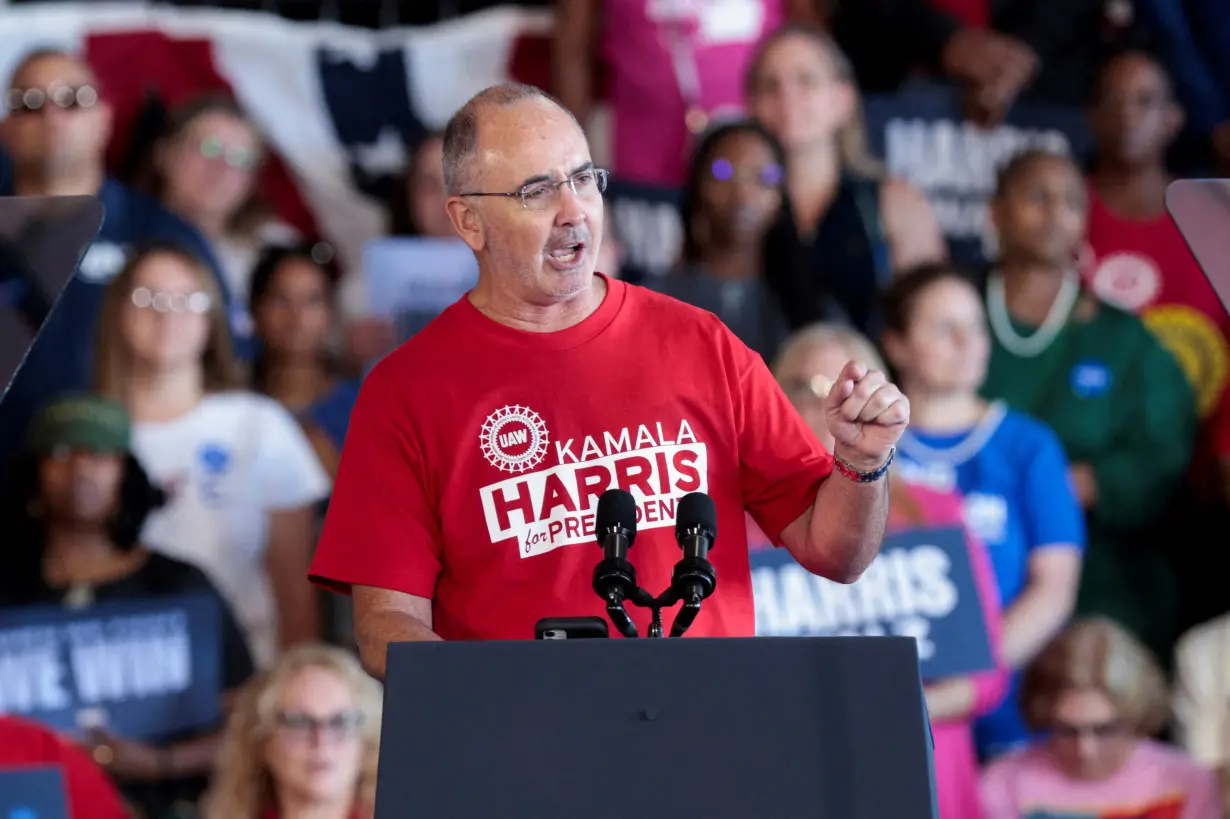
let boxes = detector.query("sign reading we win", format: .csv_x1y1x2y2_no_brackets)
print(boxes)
0,594,222,740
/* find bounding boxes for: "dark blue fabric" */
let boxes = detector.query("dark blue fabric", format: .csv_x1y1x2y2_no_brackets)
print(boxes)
303,379,361,452
809,175,891,338
1136,0,1230,135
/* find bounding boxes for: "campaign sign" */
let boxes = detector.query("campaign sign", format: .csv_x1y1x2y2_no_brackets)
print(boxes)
0,594,223,742
0,767,69,819
751,526,994,679
863,83,1093,268
604,178,684,285
362,237,479,343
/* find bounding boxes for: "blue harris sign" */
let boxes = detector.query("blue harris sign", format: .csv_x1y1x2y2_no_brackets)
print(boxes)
0,768,68,819
751,526,995,680
863,82,1093,268
0,594,223,742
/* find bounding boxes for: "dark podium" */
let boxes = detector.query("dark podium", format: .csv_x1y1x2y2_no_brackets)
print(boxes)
375,636,938,819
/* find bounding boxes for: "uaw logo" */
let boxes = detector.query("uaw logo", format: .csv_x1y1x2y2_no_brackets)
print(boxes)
479,405,550,474
478,414,709,558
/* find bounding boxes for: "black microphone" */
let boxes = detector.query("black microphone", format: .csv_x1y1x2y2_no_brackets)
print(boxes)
597,488,636,564
669,493,718,637
592,489,639,638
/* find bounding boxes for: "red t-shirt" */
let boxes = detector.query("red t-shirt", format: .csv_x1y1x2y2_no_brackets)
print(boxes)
310,275,832,640
1085,191,1230,453
0,716,129,819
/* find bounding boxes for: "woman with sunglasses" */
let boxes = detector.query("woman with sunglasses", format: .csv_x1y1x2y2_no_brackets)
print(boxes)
746,24,947,338
647,120,801,361
205,644,382,819
93,244,330,669
145,94,299,350
982,619,1219,818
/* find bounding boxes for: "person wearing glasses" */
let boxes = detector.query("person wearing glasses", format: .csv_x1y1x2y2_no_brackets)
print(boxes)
646,119,802,362
92,244,330,668
141,94,300,353
981,618,1219,819
309,82,909,675
205,644,382,819
0,49,234,473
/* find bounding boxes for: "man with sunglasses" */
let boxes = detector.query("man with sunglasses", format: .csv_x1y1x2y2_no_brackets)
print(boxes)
310,82,910,679
0,49,234,471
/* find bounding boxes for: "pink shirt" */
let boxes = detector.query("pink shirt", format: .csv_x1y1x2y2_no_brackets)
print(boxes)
981,740,1221,819
601,0,785,186
903,484,1008,819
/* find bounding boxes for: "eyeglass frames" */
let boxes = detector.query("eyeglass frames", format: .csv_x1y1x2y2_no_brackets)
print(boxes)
130,287,213,314
460,168,608,211
7,84,99,114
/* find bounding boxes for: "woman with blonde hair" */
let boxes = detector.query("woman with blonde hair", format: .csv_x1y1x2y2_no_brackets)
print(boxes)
95,244,330,667
746,26,947,338
206,644,382,819
982,618,1219,818
768,323,1007,818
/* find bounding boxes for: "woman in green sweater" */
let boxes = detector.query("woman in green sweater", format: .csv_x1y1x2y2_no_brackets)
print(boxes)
980,149,1197,663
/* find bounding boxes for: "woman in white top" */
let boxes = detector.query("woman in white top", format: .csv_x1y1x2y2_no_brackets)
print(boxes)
94,244,330,668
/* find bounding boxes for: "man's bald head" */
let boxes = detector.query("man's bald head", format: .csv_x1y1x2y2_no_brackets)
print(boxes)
441,83,578,195
7,48,95,91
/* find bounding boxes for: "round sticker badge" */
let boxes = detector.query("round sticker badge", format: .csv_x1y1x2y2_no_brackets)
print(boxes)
1143,304,1230,417
1088,252,1162,313
1069,359,1114,399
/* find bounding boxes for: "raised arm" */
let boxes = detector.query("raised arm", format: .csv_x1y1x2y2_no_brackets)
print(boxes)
780,361,908,581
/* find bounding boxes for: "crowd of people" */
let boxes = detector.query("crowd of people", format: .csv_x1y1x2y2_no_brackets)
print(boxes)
1,0,1230,817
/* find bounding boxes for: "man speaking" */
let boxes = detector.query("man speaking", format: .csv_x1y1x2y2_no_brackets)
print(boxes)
309,83,909,679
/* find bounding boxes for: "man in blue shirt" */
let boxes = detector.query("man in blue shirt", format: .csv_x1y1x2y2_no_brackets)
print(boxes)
0,49,233,470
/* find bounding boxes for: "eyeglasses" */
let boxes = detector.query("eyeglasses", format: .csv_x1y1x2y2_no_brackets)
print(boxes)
710,158,783,188
197,135,257,170
780,374,833,402
130,287,213,314
1051,719,1127,741
275,709,364,742
460,168,608,211
6,84,99,114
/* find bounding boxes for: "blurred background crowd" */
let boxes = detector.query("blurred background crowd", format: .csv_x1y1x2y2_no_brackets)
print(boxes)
1,0,1230,817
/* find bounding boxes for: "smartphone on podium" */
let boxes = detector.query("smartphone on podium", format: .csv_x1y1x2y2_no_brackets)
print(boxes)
534,617,610,640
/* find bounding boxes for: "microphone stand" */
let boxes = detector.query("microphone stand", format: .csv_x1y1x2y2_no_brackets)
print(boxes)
597,557,716,639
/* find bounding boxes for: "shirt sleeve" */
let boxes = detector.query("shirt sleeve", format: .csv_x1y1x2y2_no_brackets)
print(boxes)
1020,423,1086,551
978,759,1020,819
252,396,332,511
310,359,444,599
1173,620,1230,769
731,335,834,544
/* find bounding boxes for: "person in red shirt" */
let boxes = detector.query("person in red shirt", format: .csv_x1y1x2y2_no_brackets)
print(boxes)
309,82,909,678
0,715,130,819
1084,49,1230,489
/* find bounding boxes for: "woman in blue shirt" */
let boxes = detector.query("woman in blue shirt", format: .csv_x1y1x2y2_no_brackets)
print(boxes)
880,263,1085,759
